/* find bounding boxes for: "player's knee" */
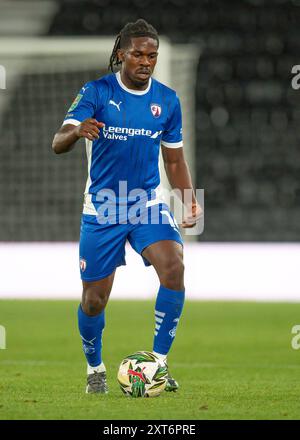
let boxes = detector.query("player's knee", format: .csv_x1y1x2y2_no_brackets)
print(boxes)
160,256,185,290
81,289,108,316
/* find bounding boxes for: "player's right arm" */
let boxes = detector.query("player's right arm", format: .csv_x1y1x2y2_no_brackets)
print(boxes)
52,118,104,154
52,81,105,154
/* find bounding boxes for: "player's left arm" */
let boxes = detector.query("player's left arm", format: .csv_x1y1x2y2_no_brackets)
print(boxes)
162,146,202,228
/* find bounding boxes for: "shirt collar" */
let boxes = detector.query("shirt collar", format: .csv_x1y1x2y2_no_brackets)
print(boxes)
115,71,152,95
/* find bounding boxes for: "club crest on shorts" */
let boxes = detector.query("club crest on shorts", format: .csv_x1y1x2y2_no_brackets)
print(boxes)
150,103,162,118
80,258,87,272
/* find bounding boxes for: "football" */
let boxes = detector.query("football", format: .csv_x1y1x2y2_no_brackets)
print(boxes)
117,351,168,398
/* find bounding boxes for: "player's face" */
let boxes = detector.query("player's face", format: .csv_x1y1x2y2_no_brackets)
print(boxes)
118,37,158,89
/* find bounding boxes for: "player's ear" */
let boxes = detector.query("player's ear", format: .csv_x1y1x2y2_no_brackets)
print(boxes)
117,49,125,63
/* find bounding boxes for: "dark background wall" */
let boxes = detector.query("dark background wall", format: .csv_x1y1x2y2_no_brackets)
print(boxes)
0,0,299,241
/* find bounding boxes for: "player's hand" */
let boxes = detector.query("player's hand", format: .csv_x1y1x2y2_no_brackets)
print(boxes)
75,118,105,141
181,202,203,228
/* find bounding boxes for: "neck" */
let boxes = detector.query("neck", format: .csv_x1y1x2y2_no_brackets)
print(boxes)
120,70,149,91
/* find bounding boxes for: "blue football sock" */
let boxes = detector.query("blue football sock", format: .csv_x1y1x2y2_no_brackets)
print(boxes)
153,285,185,356
77,304,105,367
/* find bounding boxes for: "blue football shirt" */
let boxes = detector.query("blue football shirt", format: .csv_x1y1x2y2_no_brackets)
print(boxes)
63,72,183,215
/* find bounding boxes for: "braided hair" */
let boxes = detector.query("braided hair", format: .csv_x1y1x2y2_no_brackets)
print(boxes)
109,19,159,72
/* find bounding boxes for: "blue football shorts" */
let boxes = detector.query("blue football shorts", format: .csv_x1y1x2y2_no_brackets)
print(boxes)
79,202,183,281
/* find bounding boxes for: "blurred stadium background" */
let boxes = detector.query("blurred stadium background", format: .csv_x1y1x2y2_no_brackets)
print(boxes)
0,0,300,301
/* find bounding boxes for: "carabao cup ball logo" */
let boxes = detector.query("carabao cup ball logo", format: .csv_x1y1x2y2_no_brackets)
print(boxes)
150,103,162,118
80,258,87,272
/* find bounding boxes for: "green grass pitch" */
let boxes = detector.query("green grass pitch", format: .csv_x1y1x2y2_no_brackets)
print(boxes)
0,300,300,420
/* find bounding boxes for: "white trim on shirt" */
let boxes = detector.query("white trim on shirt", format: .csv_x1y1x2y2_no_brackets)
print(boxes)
115,71,152,95
161,140,183,148
62,119,81,126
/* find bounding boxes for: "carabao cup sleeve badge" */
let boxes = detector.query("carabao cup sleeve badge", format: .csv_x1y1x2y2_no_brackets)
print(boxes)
68,93,83,112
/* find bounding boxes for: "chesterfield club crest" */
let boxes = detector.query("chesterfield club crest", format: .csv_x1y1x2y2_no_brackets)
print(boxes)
150,103,162,118
80,258,87,272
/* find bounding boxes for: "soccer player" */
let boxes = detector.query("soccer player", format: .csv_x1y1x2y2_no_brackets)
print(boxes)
52,19,201,394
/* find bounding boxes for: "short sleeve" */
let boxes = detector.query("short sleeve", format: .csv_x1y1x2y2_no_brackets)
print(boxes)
161,95,183,148
63,82,97,126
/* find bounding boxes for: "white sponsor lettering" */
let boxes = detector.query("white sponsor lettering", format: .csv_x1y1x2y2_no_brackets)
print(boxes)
102,125,154,141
